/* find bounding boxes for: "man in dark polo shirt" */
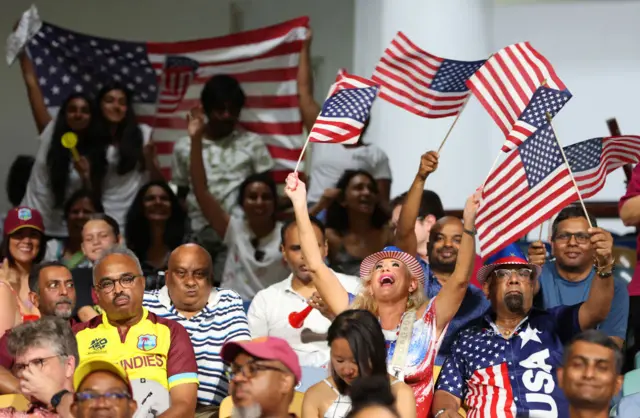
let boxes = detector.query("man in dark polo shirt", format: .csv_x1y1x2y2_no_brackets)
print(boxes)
0,261,78,394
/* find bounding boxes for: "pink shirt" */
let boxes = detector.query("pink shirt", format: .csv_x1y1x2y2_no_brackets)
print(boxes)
619,164,640,296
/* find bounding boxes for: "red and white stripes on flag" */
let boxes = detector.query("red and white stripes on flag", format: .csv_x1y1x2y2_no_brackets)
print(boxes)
372,32,486,118
140,17,309,182
155,56,199,116
466,42,567,152
327,68,378,97
466,364,517,418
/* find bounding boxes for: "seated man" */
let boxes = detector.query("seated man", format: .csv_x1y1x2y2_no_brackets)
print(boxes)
73,247,199,417
0,317,77,417
0,261,78,395
144,243,250,414
248,217,359,367
558,330,622,418
221,337,301,418
432,242,615,418
528,205,629,347
72,357,137,418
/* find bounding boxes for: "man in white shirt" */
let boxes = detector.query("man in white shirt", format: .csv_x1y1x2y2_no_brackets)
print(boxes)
171,75,275,283
247,216,360,367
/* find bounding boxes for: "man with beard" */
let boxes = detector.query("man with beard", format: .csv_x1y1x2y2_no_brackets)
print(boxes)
73,246,199,417
528,206,628,348
557,330,622,418
393,151,489,365
0,261,78,394
221,337,301,418
171,75,275,284
248,217,360,367
432,241,614,418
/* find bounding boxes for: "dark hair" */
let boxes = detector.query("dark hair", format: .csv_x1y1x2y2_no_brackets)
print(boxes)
125,181,186,261
345,376,400,418
92,83,145,185
390,189,445,220
63,189,104,220
200,75,246,115
327,309,389,394
46,93,100,208
564,330,623,374
552,205,598,239
280,215,325,245
0,229,46,268
85,213,120,238
325,170,390,233
29,261,68,293
6,155,35,207
237,172,278,220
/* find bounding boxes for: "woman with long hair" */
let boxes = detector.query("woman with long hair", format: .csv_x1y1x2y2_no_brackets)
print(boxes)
346,376,402,418
285,172,478,417
125,180,187,289
187,107,289,304
302,309,415,418
44,189,103,269
0,207,46,335
19,51,100,237
325,170,392,277
90,83,164,231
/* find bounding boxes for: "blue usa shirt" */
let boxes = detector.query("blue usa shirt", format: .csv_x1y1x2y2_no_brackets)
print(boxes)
418,259,491,366
436,305,583,418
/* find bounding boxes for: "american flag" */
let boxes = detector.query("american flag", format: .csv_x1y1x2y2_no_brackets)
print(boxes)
505,86,572,151
25,17,308,182
372,32,485,118
327,68,378,97
477,124,578,257
564,135,640,199
307,84,379,145
467,42,568,151
155,56,199,116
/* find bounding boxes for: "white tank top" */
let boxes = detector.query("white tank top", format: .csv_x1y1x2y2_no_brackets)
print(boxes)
322,378,401,418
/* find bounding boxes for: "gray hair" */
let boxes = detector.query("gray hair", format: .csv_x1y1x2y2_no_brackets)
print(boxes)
7,317,78,362
563,330,623,374
92,245,143,285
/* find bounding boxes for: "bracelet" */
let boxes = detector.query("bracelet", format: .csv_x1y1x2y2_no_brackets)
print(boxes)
463,227,477,237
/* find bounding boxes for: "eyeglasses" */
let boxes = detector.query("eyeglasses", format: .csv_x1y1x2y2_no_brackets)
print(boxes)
493,268,534,281
12,355,62,374
225,360,287,381
96,274,141,293
553,232,590,245
44,280,75,291
250,238,266,262
74,391,131,403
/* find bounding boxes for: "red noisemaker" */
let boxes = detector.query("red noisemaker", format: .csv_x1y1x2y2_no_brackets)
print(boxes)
288,305,313,329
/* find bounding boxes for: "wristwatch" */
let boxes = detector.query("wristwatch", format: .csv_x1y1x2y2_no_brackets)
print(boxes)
50,389,70,411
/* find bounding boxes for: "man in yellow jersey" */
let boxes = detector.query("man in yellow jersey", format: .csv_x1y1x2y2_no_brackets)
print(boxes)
73,247,199,417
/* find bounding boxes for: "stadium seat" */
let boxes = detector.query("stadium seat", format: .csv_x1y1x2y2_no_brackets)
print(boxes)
622,369,640,397
0,394,29,410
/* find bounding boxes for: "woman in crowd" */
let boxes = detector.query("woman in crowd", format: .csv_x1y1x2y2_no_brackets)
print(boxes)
285,173,477,417
187,107,289,305
0,207,46,334
91,83,164,231
125,180,187,290
44,189,103,269
302,309,415,418
346,376,402,418
19,51,100,238
325,170,392,277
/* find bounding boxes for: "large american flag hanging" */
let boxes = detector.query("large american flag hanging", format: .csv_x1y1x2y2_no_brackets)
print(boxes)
506,86,572,151
564,135,640,199
25,17,308,182
477,124,578,257
467,42,568,151
308,82,379,145
372,32,486,118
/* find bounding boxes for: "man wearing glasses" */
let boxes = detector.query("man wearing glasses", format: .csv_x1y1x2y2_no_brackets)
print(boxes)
73,246,199,418
221,337,301,418
432,241,614,418
528,205,629,348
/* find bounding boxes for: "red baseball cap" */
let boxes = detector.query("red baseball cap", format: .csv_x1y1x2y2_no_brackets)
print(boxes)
221,337,302,383
4,207,44,236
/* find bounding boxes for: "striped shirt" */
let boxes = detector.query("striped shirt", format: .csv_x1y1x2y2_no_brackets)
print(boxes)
143,287,251,406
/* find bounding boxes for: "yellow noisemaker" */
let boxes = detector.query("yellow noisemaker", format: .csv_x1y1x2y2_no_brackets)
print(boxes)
61,132,80,161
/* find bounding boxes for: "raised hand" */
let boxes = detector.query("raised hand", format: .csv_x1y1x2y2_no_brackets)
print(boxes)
528,241,547,266
308,292,335,321
417,151,439,180
0,259,17,285
284,172,308,207
187,106,206,140
589,227,614,267
463,189,481,228
73,156,90,180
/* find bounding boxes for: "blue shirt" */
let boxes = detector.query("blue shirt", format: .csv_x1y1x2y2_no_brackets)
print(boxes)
537,261,629,340
436,305,583,418
419,259,491,366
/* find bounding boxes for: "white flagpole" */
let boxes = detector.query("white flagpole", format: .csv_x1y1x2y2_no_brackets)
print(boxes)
437,96,471,154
